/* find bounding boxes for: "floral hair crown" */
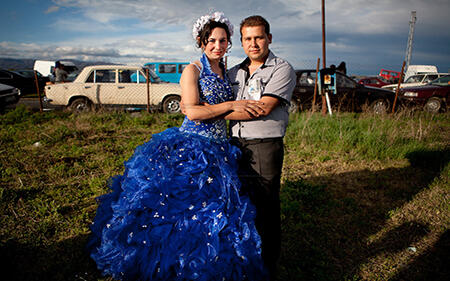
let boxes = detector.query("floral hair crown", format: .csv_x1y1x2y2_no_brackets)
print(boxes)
192,11,234,40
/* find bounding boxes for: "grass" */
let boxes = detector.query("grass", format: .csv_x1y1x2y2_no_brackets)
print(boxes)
0,105,449,280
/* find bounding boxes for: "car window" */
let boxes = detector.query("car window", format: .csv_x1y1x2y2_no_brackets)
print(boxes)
424,75,438,82
178,64,188,73
337,73,355,88
159,64,176,74
298,71,316,86
86,70,116,83
148,69,162,83
405,75,422,83
431,76,450,86
0,70,12,79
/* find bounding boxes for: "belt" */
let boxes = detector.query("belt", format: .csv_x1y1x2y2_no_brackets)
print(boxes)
231,137,283,144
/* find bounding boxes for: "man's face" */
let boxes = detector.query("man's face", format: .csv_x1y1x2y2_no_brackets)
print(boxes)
241,25,272,63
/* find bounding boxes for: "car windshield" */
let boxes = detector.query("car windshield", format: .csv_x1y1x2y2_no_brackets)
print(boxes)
378,76,388,83
430,76,450,86
148,69,163,83
405,75,423,83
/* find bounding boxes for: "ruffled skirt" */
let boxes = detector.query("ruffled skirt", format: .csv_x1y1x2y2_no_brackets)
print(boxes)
88,127,267,280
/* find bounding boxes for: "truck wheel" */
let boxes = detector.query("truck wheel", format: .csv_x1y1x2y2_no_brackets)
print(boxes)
424,97,441,113
162,96,181,114
69,98,91,113
370,99,389,114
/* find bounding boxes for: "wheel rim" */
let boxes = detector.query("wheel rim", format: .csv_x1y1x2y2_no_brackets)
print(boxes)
76,103,88,111
166,99,180,113
425,99,440,112
372,100,387,114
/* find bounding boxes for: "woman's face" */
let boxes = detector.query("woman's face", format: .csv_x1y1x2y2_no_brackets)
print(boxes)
203,27,228,61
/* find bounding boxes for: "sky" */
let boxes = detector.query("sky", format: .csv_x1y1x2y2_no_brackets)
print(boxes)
1,0,449,75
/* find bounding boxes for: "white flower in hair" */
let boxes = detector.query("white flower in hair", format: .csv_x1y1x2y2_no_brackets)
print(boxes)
192,12,234,40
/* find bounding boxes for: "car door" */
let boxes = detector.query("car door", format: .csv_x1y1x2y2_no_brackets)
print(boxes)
335,73,357,110
87,69,118,105
117,69,148,105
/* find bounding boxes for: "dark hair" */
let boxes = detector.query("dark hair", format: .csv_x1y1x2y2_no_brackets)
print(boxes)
196,21,232,49
239,15,270,38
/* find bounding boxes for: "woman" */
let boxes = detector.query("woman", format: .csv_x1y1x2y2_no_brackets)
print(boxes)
88,12,268,280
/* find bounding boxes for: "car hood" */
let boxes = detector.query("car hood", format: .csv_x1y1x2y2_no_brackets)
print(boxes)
364,85,394,93
401,84,444,92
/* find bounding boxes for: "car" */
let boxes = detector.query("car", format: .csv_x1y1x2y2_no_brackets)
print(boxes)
144,62,189,83
44,65,182,113
0,69,47,95
291,69,395,114
0,83,20,111
379,69,401,83
382,73,449,92
357,76,390,88
399,75,450,113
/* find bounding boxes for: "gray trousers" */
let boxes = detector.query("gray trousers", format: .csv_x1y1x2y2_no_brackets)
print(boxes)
231,137,284,278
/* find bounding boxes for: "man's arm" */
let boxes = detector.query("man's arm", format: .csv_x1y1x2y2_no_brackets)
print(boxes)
225,61,295,120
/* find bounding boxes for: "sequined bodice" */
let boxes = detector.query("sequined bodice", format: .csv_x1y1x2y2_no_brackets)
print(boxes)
179,54,233,141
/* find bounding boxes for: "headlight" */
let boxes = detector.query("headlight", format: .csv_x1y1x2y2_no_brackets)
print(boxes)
403,91,418,97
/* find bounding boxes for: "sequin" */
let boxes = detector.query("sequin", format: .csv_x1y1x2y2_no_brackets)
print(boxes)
179,54,233,142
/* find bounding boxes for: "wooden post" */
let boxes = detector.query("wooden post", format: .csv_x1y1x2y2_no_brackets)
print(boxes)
146,68,150,113
34,70,43,113
312,57,320,113
392,61,406,113
321,0,327,116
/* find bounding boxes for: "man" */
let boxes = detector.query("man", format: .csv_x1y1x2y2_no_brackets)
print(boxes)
54,61,68,83
226,15,296,279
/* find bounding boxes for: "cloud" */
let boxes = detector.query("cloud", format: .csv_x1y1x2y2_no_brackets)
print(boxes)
45,6,60,14
2,0,449,74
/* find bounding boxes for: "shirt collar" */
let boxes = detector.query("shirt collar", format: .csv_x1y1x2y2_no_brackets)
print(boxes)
238,50,275,70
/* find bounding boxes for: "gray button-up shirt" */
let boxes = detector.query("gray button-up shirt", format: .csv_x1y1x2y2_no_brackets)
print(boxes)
227,51,296,139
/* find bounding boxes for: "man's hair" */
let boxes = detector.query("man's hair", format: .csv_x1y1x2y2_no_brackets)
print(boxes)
239,15,270,38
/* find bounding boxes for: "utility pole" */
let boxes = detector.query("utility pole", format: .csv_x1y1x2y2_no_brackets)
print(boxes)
404,11,416,71
321,0,327,115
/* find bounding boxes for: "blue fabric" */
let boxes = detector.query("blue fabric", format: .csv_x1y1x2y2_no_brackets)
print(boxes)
88,53,268,280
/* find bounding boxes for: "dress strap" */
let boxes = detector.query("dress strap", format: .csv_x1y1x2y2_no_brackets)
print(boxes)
191,62,202,73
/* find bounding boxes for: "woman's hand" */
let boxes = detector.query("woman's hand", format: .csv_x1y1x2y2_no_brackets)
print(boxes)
230,100,265,117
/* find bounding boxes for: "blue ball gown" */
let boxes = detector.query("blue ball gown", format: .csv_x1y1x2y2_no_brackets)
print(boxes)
88,53,268,281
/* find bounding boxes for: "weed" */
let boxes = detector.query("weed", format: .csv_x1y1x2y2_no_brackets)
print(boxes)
0,108,448,280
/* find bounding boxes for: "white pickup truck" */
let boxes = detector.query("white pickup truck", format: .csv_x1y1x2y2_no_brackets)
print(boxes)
382,72,449,92
44,65,182,113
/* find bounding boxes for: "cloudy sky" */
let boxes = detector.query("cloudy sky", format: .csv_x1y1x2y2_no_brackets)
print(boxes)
1,0,449,75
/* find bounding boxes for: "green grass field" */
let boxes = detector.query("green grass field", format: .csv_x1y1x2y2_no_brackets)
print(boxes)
1,106,449,280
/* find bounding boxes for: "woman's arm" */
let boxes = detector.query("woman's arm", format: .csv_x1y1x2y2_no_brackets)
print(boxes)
223,95,280,120
180,63,265,121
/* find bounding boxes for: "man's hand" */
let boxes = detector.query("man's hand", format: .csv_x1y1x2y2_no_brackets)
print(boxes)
230,100,265,117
